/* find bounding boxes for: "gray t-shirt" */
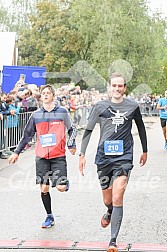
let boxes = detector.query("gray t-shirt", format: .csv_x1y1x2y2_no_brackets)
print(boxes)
81,98,147,167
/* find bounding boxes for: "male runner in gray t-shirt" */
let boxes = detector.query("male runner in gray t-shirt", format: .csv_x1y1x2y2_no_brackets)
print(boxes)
79,73,147,252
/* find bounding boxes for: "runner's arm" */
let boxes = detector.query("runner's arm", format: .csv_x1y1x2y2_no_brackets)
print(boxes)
80,129,93,156
134,106,147,153
64,109,77,149
67,122,77,149
157,103,167,110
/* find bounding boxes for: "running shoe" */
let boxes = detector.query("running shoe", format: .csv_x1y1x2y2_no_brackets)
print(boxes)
42,214,54,228
65,180,70,191
0,152,9,159
164,142,167,150
101,212,111,228
107,242,118,252
59,180,70,192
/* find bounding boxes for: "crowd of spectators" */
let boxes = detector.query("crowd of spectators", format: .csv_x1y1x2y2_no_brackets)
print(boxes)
0,81,161,159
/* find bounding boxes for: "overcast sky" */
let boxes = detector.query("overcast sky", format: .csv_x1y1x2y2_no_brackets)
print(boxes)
147,0,167,16
2,0,167,17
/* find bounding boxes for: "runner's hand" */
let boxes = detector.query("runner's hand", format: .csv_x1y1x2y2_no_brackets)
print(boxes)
79,155,86,176
139,152,147,166
8,153,19,164
69,148,76,155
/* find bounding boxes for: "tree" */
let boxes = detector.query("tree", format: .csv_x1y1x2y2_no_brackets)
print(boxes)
0,0,39,32
16,0,167,92
69,0,167,92
18,1,82,72
0,0,11,31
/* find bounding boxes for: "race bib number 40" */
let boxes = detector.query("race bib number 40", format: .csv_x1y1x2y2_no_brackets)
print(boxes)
40,134,56,147
104,140,123,155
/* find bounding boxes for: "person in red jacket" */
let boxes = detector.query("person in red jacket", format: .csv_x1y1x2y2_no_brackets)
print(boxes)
9,84,77,228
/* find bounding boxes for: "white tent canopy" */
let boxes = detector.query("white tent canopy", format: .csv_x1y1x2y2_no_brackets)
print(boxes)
0,32,17,70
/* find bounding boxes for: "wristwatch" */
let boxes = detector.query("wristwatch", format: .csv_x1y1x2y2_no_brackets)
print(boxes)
79,153,85,156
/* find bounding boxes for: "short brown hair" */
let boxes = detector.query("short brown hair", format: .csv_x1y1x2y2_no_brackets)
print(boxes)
109,73,127,85
6,95,14,104
40,84,55,96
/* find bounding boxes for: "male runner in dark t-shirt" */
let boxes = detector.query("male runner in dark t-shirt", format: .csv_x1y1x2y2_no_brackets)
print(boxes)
79,73,147,252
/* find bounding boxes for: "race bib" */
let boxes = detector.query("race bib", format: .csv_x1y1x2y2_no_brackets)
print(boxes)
40,134,56,147
104,140,123,155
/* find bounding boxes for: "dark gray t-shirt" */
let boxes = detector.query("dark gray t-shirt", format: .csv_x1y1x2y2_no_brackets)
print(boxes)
81,98,147,167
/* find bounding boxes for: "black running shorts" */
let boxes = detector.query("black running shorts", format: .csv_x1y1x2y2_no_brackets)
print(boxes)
35,156,68,187
160,118,167,128
97,160,133,190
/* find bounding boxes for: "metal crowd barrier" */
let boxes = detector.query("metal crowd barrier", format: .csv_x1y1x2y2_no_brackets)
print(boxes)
0,119,5,152
73,103,160,130
138,102,159,116
0,102,160,153
72,105,89,129
0,112,32,153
